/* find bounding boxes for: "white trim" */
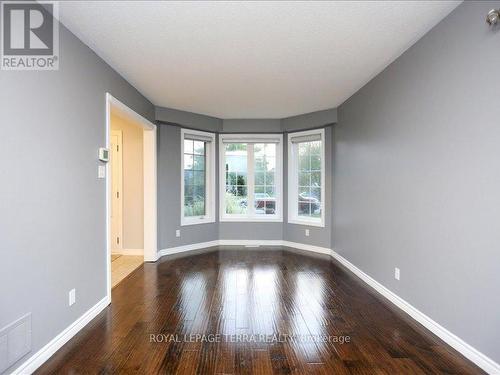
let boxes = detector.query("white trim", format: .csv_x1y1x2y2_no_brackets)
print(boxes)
143,127,158,262
218,239,283,247
287,128,325,228
219,133,283,222
219,217,283,223
281,240,332,255
112,249,144,256
11,296,110,375
329,249,500,375
159,240,220,257
106,93,158,277
110,130,123,251
154,239,500,374
287,219,326,228
180,128,216,226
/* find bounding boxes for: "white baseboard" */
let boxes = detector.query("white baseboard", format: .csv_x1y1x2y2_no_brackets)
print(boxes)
12,295,110,375
282,240,332,255
158,240,220,257
330,249,500,374
218,239,283,247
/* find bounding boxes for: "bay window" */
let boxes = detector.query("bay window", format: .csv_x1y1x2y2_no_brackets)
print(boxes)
288,128,325,227
181,129,215,225
219,134,283,221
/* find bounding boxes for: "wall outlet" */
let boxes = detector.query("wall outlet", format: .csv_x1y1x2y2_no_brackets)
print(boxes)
305,229,310,237
68,289,76,306
175,229,180,238
394,267,400,281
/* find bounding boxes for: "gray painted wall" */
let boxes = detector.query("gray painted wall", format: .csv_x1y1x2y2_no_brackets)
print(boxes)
334,1,500,364
283,126,333,248
222,119,281,133
156,106,336,249
155,106,221,132
282,108,337,132
155,106,337,134
157,125,219,248
0,22,154,373
157,122,334,248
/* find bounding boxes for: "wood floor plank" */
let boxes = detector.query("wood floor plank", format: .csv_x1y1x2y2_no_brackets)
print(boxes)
36,247,484,375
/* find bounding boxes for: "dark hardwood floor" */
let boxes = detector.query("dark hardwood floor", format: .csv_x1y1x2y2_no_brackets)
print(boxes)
36,247,484,374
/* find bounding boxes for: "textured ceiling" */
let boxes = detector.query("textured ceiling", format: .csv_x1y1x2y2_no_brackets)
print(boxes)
59,1,460,118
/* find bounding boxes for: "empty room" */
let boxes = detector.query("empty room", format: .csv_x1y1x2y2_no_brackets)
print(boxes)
1,1,499,374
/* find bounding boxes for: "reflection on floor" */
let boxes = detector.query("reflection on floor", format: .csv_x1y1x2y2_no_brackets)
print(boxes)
39,248,483,374
111,254,143,288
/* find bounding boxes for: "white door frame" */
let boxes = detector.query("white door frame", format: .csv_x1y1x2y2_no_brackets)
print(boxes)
105,93,158,300
110,130,123,252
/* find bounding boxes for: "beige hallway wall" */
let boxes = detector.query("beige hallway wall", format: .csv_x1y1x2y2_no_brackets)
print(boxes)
111,110,144,251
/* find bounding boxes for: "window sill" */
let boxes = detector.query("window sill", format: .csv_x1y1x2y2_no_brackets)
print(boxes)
181,217,215,226
219,216,283,223
287,218,325,228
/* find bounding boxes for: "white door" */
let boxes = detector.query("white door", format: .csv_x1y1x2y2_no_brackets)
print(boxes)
110,130,123,252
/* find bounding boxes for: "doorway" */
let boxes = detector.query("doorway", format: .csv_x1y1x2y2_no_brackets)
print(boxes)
106,94,157,298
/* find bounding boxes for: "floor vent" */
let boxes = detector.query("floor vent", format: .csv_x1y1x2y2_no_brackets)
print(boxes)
244,245,260,248
0,313,31,373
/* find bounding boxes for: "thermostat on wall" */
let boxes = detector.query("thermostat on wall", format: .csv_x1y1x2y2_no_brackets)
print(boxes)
99,147,109,162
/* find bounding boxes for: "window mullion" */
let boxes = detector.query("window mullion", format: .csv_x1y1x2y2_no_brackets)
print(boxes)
248,144,255,217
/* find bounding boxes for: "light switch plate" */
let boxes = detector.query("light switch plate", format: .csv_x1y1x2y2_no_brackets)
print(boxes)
305,229,310,237
69,289,76,306
98,165,106,179
175,229,180,238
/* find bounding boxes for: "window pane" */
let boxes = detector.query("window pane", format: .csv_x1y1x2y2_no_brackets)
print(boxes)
255,157,265,171
298,171,310,186
184,139,193,154
255,171,265,185
194,185,205,200
226,172,237,186
184,185,194,199
265,156,276,171
254,143,265,157
265,186,275,197
266,200,276,214
224,143,248,215
253,143,277,216
265,171,274,185
310,141,321,155
193,141,205,155
311,187,321,218
184,154,193,170
193,155,205,170
236,172,247,186
193,171,205,185
225,185,247,214
310,155,321,171
184,139,206,218
226,155,247,172
184,170,193,186
311,172,321,186
295,140,322,219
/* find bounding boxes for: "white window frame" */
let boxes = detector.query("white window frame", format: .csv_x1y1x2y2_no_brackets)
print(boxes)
287,128,325,227
181,128,216,226
219,133,283,222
